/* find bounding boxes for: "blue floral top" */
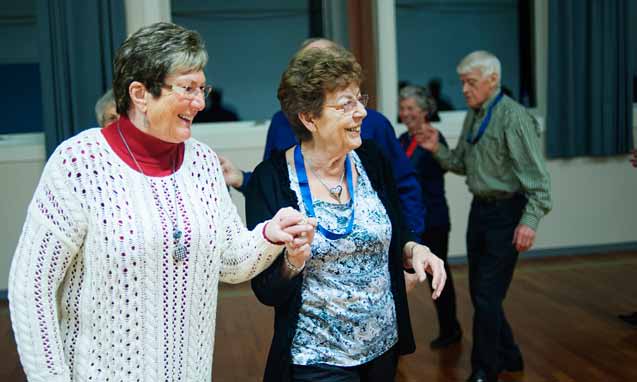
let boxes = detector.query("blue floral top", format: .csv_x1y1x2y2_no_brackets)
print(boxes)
287,151,398,366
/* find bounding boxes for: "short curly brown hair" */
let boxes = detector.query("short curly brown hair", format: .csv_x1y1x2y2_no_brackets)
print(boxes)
277,46,363,142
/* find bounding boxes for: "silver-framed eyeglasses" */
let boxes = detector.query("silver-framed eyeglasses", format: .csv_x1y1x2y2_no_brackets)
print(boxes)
324,94,369,114
163,83,213,100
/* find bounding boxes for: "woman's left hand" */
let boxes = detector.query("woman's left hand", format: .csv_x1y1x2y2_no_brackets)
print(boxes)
265,207,317,245
404,242,447,299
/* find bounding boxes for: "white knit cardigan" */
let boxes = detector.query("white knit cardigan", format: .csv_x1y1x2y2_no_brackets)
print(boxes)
9,128,283,382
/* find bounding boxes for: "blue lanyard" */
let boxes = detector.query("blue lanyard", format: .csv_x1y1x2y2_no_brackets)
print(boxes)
466,92,504,145
294,144,355,240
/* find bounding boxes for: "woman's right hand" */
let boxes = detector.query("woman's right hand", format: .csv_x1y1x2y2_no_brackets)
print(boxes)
284,231,313,269
283,216,316,277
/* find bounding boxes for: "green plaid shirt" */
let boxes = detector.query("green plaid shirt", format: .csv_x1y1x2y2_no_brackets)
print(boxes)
434,91,552,230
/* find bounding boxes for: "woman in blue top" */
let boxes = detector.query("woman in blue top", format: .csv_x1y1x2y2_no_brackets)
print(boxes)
398,86,462,349
245,47,447,382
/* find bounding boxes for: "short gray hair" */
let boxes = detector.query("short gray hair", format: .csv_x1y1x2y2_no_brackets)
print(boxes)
113,22,208,115
95,89,116,126
457,50,501,85
399,85,437,115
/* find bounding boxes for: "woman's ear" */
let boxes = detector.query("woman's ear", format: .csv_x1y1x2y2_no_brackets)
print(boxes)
129,81,148,113
298,112,317,133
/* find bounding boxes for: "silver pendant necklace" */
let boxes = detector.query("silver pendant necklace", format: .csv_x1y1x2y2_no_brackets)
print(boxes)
117,123,187,262
304,153,346,203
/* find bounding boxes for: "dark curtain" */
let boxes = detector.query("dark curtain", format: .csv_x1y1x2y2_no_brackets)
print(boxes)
37,0,126,156
518,0,536,107
547,0,633,158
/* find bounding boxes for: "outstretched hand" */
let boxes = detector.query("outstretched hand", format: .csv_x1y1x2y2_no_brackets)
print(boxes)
414,125,440,153
404,242,447,299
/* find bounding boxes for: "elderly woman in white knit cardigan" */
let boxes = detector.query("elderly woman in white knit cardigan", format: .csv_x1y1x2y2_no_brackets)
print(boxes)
9,22,315,382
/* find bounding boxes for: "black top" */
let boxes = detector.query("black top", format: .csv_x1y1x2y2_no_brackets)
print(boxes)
245,140,417,382
398,131,451,231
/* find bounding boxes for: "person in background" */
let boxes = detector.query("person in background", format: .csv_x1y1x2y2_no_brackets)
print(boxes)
419,50,552,382
9,22,315,382
95,88,119,127
245,43,446,382
399,85,462,349
220,38,426,241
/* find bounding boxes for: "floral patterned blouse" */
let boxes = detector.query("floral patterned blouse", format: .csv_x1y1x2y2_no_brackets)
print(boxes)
287,151,398,366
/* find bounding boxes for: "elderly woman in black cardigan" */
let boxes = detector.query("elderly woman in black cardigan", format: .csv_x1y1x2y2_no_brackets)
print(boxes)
245,46,446,382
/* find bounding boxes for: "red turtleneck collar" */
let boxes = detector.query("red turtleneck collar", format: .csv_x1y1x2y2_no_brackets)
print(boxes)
101,115,185,176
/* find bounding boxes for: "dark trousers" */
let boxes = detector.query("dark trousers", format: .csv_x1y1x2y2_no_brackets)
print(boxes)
421,225,460,335
290,346,398,382
467,194,526,377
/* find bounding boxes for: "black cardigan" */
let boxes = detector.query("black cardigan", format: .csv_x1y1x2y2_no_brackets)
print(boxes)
245,140,416,382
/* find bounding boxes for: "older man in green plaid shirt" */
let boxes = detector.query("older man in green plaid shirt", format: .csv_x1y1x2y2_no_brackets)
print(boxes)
419,50,551,382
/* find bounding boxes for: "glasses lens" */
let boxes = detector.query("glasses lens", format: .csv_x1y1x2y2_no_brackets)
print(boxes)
343,95,369,113
343,100,356,113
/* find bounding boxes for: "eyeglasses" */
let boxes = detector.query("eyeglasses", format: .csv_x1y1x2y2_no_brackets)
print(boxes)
324,94,369,114
163,83,213,100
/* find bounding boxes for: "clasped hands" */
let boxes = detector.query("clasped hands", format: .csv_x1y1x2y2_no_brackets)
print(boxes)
264,207,317,273
403,242,447,299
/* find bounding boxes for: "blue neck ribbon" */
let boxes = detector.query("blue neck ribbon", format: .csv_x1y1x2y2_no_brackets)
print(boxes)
294,144,355,240
466,91,504,145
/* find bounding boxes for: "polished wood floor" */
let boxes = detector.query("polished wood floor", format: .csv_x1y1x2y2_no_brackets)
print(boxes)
2,252,637,382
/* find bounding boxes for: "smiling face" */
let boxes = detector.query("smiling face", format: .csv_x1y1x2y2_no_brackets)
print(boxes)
144,70,206,143
459,68,498,109
399,97,427,134
306,83,367,155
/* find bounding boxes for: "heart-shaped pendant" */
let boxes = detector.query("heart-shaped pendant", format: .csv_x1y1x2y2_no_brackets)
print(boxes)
329,185,343,201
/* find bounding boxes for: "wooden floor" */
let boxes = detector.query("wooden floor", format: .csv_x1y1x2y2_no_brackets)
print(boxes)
2,252,637,381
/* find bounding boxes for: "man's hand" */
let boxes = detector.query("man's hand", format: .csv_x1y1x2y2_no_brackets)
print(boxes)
630,149,637,168
513,224,536,253
414,125,440,153
219,155,244,189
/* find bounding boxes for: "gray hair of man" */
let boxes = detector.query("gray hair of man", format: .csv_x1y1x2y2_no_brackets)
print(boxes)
112,22,208,115
399,85,437,116
456,50,501,86
95,89,115,127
